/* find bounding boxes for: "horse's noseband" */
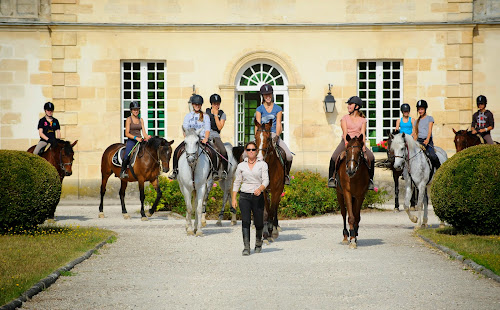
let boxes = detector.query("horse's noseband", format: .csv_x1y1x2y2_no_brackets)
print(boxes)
345,144,363,176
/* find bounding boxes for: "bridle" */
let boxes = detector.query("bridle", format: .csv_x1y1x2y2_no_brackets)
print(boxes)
141,141,169,173
255,127,274,161
57,144,74,173
345,144,364,176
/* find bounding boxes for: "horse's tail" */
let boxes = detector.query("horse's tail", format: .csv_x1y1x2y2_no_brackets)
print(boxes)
374,158,392,170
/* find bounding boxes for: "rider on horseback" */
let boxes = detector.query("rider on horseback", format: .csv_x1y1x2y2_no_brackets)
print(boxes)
206,93,229,180
328,96,375,190
471,95,495,144
34,102,61,156
254,84,293,185
169,95,219,180
120,101,151,179
396,103,414,135
412,99,440,170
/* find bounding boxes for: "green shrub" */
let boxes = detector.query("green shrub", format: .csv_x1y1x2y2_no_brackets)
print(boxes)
0,150,61,234
430,145,500,235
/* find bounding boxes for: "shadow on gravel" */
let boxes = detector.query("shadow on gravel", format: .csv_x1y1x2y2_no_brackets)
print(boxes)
274,233,305,242
200,228,233,236
260,247,283,253
357,238,384,247
54,215,92,222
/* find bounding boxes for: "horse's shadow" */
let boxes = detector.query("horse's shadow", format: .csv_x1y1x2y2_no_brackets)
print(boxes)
199,227,233,236
260,247,283,253
274,233,305,242
53,215,92,222
355,238,384,247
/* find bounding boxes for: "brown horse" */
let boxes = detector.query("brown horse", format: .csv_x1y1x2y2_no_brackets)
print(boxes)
335,134,370,249
254,118,284,243
27,139,78,183
99,136,174,220
453,129,482,152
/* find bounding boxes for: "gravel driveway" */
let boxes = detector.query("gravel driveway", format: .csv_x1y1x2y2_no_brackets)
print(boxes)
19,200,500,310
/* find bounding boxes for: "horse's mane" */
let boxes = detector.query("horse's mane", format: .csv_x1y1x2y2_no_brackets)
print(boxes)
146,136,163,149
55,139,74,155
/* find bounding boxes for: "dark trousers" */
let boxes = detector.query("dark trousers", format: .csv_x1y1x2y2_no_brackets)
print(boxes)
212,137,228,172
123,139,137,161
417,137,437,159
239,192,264,230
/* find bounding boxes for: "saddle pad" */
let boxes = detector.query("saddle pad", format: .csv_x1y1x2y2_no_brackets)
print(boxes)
112,144,140,167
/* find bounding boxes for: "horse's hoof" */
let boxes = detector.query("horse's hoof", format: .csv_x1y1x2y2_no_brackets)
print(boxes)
263,239,270,245
46,218,56,224
268,237,274,242
421,223,427,228
201,221,207,228
410,216,418,223
146,211,152,217
195,231,204,237
272,231,279,239
141,217,149,222
231,220,237,226
98,212,105,219
187,230,195,236
231,214,237,225
410,207,416,211
349,241,357,249
439,222,446,229
394,208,400,213
342,240,349,245
277,226,282,232
123,214,131,220
216,220,222,227
201,214,206,227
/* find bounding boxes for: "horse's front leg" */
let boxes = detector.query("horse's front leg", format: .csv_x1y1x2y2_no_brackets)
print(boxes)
415,183,427,227
422,188,429,227
194,186,206,237
201,182,211,228
338,192,348,245
119,180,130,219
180,185,194,235
217,180,228,226
262,191,271,244
393,171,400,211
270,194,280,240
147,178,161,217
403,179,417,223
345,191,357,249
139,180,148,221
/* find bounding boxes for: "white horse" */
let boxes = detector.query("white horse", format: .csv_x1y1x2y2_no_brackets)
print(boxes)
389,133,448,227
201,142,239,227
178,128,211,236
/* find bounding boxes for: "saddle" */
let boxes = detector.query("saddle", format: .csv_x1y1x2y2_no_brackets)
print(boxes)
175,141,219,172
111,143,141,167
335,150,371,170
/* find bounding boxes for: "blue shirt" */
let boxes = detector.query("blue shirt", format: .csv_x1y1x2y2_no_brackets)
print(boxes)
182,112,211,139
256,104,282,133
400,117,413,135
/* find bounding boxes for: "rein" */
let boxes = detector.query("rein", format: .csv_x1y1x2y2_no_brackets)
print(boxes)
344,144,366,175
255,128,273,159
57,146,73,172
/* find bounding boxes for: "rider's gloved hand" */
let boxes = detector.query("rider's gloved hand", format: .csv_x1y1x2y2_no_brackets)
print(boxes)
48,138,57,146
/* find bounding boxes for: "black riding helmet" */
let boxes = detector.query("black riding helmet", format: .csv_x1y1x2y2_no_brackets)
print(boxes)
416,99,428,109
129,101,140,110
477,95,487,107
44,101,54,111
210,94,221,104
346,96,364,110
400,103,410,112
191,94,204,105
260,84,273,95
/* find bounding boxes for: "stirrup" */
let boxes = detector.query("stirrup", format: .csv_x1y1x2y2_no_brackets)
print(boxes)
221,170,228,180
284,175,290,185
168,169,178,180
368,179,374,190
120,170,128,179
327,177,336,188
212,171,220,181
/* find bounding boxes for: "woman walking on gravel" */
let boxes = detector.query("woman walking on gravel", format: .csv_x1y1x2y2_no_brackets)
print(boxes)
232,141,269,256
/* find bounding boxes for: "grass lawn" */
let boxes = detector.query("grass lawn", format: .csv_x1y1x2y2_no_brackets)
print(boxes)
0,225,115,306
418,227,500,276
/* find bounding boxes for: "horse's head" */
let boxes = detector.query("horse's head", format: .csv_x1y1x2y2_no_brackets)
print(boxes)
184,128,202,167
254,117,273,159
389,133,407,172
55,139,77,176
146,137,174,173
453,128,471,153
345,134,365,178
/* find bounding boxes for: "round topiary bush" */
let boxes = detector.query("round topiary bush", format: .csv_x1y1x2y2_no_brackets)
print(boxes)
430,145,500,235
0,150,61,234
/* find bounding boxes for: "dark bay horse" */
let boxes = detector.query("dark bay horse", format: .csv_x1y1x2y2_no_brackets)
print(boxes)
99,136,174,220
335,134,369,249
27,139,78,183
254,118,284,243
453,129,482,152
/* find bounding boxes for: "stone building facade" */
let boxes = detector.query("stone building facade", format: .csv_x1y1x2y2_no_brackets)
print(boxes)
1,0,499,196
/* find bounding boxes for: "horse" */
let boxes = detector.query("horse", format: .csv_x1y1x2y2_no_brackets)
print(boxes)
453,129,482,152
27,139,78,183
201,144,242,227
389,132,448,227
254,118,284,243
335,134,370,249
177,128,212,236
99,136,174,220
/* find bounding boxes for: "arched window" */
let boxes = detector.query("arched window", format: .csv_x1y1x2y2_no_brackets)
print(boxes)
235,61,289,145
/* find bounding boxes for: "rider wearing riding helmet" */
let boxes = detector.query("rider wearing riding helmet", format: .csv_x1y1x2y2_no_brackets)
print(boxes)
120,101,151,179
471,95,495,144
395,103,414,135
169,94,211,180
254,83,293,185
327,96,375,190
412,99,440,170
34,101,61,155
206,93,229,180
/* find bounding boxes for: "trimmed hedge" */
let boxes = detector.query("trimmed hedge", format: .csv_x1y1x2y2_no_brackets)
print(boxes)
430,145,500,235
0,150,61,234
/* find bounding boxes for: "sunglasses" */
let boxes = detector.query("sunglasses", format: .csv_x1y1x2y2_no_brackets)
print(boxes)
246,148,257,152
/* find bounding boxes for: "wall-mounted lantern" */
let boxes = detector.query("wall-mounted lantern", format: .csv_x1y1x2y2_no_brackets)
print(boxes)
323,84,336,113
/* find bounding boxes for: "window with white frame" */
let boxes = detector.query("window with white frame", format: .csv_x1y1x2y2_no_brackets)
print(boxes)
121,61,166,141
357,60,402,147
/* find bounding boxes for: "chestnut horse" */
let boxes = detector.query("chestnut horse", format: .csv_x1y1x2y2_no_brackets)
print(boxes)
27,139,78,183
335,134,370,249
453,129,482,152
254,118,284,243
99,136,174,220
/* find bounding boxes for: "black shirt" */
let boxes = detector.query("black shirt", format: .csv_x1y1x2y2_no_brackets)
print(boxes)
37,116,60,141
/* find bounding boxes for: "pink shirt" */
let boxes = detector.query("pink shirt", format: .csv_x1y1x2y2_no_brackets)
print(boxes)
342,114,366,138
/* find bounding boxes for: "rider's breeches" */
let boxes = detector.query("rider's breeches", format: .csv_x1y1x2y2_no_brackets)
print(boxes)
212,137,228,171
33,140,48,155
483,134,494,144
329,139,375,178
123,139,136,161
239,192,264,230
271,133,293,162
417,138,437,159
172,141,185,170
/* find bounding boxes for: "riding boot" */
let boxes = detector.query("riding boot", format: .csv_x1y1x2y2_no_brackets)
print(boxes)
368,161,375,190
255,228,263,253
168,168,178,180
242,227,251,256
327,158,337,188
284,159,292,185
120,157,130,179
212,170,220,181
432,156,441,170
